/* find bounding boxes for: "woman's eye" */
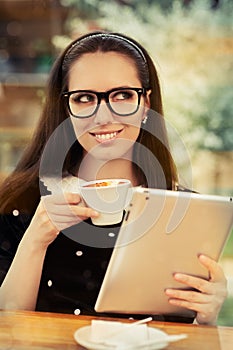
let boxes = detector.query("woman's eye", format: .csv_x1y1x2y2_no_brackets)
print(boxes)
72,93,95,103
113,91,133,101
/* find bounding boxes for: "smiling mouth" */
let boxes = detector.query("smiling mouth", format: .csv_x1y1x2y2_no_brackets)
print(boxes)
90,130,122,142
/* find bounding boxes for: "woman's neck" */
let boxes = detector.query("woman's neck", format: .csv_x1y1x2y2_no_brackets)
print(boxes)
75,156,140,187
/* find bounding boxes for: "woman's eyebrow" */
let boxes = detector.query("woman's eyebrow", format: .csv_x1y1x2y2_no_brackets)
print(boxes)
68,85,139,93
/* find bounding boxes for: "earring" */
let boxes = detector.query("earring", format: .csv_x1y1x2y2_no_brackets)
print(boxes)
142,115,148,124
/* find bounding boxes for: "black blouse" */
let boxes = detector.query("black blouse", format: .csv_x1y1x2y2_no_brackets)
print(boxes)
0,208,194,323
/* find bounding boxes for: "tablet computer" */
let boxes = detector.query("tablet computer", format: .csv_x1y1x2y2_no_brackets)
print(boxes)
95,188,233,318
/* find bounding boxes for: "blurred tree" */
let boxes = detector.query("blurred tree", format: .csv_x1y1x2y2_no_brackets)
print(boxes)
59,0,227,19
60,0,101,19
218,296,233,326
119,0,225,12
197,86,233,152
194,85,233,194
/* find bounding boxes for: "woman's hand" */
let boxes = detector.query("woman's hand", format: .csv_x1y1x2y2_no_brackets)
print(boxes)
165,254,228,325
23,192,99,249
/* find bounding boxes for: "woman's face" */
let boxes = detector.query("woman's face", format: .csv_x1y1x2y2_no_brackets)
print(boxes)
68,51,150,161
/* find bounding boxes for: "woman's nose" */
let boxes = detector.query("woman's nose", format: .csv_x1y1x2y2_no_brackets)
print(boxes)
93,101,115,124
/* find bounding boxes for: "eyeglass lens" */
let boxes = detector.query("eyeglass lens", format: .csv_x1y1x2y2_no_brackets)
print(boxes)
68,89,140,118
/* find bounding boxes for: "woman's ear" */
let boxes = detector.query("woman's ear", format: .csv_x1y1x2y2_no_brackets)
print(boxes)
145,89,151,108
141,89,151,124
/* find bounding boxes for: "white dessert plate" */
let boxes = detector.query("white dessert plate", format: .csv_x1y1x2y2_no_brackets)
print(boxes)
74,325,170,350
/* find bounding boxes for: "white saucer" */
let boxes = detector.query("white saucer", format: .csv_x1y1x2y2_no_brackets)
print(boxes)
74,325,169,350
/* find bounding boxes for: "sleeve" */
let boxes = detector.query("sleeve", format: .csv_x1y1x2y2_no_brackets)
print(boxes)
0,213,32,286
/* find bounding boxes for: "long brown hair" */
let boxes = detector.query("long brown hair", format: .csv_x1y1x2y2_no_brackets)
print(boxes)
0,31,177,214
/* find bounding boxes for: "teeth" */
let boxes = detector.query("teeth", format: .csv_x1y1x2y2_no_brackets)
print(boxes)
95,132,117,140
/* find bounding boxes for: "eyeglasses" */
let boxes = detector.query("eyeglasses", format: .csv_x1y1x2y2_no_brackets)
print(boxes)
62,87,148,118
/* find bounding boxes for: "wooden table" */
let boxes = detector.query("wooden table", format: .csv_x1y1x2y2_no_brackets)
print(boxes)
0,310,232,349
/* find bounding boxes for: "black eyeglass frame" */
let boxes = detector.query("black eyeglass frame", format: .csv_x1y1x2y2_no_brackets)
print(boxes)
62,87,149,118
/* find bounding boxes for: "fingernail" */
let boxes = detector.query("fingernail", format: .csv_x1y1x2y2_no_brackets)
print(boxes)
92,211,99,217
199,254,206,261
165,289,173,295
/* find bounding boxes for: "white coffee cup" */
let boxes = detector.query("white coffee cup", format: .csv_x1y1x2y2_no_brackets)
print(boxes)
80,179,132,226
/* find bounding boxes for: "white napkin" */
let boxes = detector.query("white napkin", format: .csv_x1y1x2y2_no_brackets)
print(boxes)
90,320,149,347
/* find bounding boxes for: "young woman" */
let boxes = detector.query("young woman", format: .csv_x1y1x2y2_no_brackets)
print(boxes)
0,31,227,325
